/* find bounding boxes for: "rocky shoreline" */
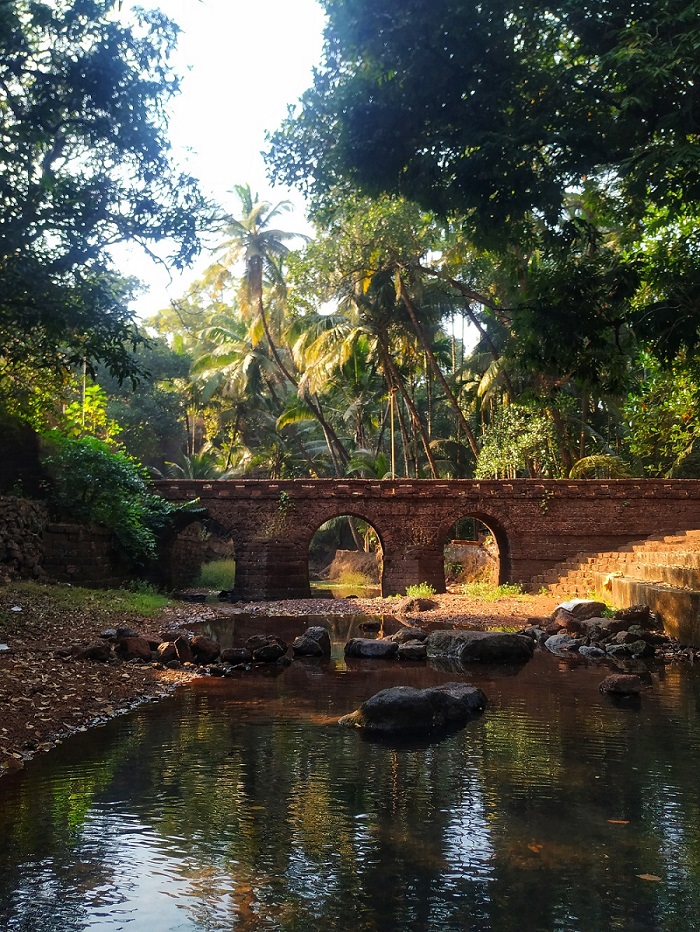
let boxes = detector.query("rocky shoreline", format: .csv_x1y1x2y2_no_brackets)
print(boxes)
1,584,696,779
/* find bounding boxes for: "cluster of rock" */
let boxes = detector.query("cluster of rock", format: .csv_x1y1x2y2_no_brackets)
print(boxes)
67,624,336,676
344,626,535,664
0,497,47,584
520,599,669,662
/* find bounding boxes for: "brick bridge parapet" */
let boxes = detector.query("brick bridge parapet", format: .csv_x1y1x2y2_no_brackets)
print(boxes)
152,479,700,600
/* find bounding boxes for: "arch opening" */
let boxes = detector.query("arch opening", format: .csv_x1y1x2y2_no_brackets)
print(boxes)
443,516,508,591
168,517,236,593
309,513,383,598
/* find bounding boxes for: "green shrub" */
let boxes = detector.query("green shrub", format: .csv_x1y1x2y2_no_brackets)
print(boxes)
43,432,196,564
406,582,436,598
196,559,236,590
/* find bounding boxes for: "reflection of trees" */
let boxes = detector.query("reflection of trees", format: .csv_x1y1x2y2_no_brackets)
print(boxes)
2,660,700,928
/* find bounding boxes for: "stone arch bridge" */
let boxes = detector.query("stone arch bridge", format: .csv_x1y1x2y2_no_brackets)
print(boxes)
153,479,700,600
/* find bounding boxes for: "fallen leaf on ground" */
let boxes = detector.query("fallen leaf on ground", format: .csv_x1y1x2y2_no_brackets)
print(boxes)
636,874,662,882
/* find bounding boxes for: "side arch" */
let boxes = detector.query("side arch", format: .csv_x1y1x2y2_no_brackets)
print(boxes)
438,510,513,587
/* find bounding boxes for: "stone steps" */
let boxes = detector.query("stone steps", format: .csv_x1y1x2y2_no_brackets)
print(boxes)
532,529,700,646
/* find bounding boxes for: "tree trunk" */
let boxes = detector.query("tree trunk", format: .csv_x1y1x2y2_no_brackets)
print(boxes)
377,334,439,478
397,276,480,458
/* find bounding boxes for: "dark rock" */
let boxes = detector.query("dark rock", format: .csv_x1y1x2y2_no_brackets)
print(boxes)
544,634,582,654
550,608,585,634
174,636,194,664
75,640,112,662
246,634,288,655
613,604,652,626
579,645,606,659
612,630,638,645
556,599,608,620
605,643,633,659
208,665,226,677
293,626,331,657
244,635,288,663
116,636,153,662
385,628,428,643
599,674,644,695
359,619,381,631
345,637,399,659
156,641,178,663
98,628,117,640
190,635,221,664
519,625,545,642
426,630,534,664
628,639,655,659
116,626,138,641
581,616,629,637
627,625,667,645
220,647,253,664
166,659,182,669
254,644,286,663
338,682,487,733
397,642,427,661
395,596,438,615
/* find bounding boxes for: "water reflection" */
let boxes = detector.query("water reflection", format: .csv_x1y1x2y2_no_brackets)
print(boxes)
1,628,700,929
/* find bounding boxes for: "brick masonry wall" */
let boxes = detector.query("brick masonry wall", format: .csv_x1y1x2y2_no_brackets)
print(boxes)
42,523,128,588
153,479,700,600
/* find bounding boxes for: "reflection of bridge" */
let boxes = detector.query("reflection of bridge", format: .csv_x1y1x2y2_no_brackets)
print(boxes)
153,479,700,601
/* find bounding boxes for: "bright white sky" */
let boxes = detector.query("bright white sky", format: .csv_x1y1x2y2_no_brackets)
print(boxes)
120,0,326,317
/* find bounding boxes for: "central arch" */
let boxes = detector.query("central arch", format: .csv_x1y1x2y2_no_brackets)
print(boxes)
438,510,512,591
307,510,385,597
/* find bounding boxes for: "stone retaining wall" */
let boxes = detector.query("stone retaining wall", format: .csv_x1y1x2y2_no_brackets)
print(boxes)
0,496,48,583
42,523,129,588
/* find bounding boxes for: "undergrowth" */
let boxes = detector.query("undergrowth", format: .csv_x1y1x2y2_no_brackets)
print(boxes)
196,559,236,590
406,582,436,598
460,581,527,601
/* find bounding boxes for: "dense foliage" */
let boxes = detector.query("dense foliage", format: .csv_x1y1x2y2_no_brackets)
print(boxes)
0,0,210,391
3,0,699,494
42,433,188,562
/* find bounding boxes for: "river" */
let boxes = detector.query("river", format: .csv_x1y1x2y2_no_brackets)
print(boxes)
1,614,699,930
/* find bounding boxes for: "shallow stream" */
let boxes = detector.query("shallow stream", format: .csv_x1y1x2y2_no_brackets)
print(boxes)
1,614,700,930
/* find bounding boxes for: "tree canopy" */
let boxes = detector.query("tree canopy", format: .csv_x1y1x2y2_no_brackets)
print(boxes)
268,0,700,232
0,0,211,385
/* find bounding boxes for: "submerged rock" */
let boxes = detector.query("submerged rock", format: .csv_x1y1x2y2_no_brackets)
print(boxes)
397,641,427,661
426,630,534,664
246,635,288,663
338,683,487,733
599,674,644,695
544,634,582,654
220,647,253,664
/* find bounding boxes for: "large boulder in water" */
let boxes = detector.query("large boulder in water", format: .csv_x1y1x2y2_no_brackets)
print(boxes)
426,629,534,664
345,638,398,659
338,683,487,733
293,626,331,657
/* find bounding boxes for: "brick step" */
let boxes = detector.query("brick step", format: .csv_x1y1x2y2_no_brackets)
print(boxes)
537,529,700,601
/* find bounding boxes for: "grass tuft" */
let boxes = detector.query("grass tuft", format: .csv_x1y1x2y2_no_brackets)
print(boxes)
195,559,236,590
460,581,527,602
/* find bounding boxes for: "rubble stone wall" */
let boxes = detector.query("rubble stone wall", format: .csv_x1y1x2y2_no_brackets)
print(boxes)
0,496,48,583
